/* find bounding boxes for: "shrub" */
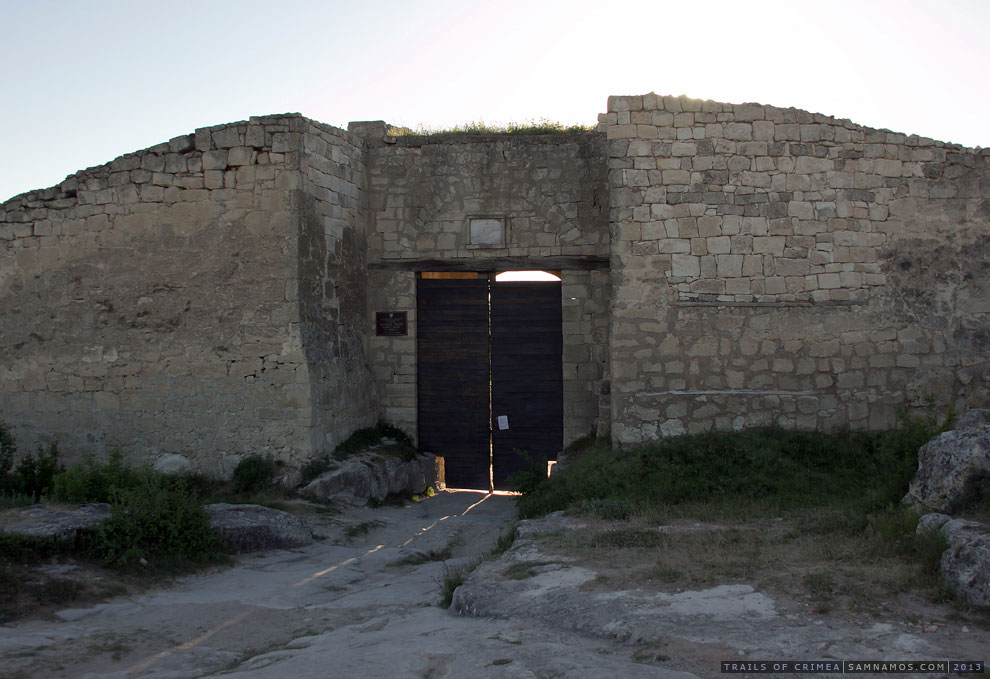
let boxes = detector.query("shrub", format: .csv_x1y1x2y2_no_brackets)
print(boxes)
0,421,15,478
333,420,417,462
0,423,64,501
505,452,549,496
50,449,142,503
0,532,72,564
871,404,956,507
8,442,63,501
83,472,226,573
231,455,276,494
0,492,36,509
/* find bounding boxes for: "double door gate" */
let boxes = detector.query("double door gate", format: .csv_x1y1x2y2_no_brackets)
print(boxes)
417,276,563,490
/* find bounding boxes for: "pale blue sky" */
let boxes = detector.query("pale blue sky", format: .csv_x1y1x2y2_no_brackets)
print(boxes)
2,0,988,202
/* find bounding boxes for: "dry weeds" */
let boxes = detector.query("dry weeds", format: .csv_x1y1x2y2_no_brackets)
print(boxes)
537,513,961,621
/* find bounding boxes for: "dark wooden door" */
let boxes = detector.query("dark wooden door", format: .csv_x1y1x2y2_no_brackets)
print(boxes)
490,281,563,489
416,278,491,489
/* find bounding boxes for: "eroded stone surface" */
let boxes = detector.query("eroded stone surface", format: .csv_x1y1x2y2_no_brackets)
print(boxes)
300,451,443,504
204,503,313,553
454,512,988,667
906,425,990,513
919,513,990,609
957,409,990,431
1,494,987,679
0,503,110,539
153,453,193,475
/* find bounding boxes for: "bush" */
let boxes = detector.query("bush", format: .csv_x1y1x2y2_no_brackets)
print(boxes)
0,532,72,564
0,421,15,478
4,442,63,501
231,454,277,494
0,423,64,501
871,404,956,506
83,472,226,573
334,420,417,462
0,492,36,509
505,452,549,495
50,449,142,503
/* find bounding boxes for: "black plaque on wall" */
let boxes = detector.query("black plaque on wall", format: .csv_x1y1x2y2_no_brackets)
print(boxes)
376,311,408,336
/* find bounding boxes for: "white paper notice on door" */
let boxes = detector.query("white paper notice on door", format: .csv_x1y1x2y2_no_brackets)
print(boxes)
497,415,509,430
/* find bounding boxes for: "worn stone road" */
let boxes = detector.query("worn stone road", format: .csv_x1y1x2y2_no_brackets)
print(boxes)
2,492,986,678
1,492,688,678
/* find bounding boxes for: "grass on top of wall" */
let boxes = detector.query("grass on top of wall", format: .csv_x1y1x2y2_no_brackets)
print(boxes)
386,119,594,137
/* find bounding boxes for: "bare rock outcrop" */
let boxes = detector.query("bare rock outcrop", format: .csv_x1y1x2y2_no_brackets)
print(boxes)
905,417,990,513
954,409,990,431
0,503,110,539
917,513,990,609
204,503,313,553
301,452,444,505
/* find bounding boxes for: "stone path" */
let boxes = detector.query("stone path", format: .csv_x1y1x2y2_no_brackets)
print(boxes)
1,493,986,678
0,492,686,678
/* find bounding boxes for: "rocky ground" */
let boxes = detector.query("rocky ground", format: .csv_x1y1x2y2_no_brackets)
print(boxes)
1,492,987,678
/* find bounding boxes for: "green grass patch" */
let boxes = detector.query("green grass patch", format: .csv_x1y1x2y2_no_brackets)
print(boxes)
518,409,957,609
437,560,469,608
489,524,517,559
435,524,518,607
517,410,952,520
0,492,36,510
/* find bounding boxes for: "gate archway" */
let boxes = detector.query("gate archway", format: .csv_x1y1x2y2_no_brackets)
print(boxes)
416,272,563,490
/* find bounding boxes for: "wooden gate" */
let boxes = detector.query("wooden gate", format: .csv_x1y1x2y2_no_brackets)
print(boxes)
491,281,563,488
416,278,491,490
416,275,562,490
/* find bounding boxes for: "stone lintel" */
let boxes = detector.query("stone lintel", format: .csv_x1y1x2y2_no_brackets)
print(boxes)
367,256,609,272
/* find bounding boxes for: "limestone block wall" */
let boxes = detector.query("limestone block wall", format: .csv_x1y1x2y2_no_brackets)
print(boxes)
364,132,611,446
562,269,611,442
0,114,373,473
366,133,609,261
367,270,418,436
298,120,377,450
606,94,990,443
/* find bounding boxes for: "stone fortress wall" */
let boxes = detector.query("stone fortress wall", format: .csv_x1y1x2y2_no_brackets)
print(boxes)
0,114,376,474
362,129,611,446
0,94,987,473
605,94,990,443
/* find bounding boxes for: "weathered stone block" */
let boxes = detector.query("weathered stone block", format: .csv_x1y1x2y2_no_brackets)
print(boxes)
671,254,700,277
